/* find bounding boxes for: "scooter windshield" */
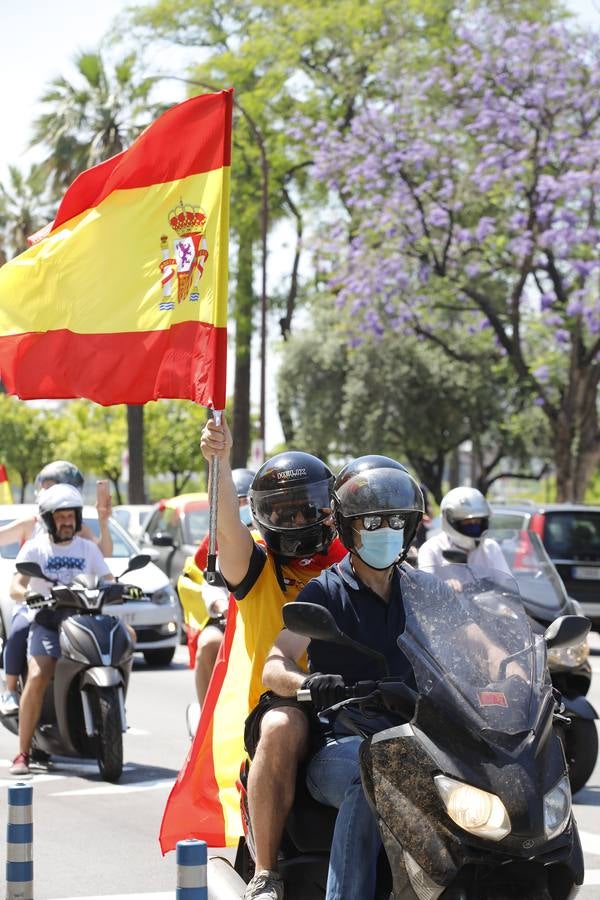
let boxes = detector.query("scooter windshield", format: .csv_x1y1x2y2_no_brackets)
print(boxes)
398,565,551,740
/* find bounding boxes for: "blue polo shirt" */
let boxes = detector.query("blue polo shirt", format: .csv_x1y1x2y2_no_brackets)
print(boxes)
301,554,414,684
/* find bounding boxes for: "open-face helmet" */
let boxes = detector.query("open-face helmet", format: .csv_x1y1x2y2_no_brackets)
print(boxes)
441,486,491,552
35,460,84,495
249,451,334,558
333,455,424,568
38,483,84,541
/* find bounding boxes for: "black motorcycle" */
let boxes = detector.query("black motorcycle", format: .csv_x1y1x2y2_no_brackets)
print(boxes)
233,566,587,899
443,531,598,795
0,554,150,781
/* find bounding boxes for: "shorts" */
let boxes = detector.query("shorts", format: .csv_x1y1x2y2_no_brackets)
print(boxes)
244,690,321,759
28,622,61,658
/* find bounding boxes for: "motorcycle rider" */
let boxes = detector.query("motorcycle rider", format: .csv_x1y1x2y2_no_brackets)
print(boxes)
0,461,113,716
8,484,114,776
417,485,511,578
200,415,345,900
262,455,429,900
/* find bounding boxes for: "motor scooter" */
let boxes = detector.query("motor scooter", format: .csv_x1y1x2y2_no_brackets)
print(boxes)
442,534,598,794
0,554,150,782
231,566,586,899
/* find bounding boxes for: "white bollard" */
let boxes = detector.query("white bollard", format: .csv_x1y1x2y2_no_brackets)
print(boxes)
207,856,247,899
6,782,33,900
176,838,208,899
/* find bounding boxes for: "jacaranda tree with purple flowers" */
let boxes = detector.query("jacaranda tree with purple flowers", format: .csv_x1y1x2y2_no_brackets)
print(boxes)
313,15,600,500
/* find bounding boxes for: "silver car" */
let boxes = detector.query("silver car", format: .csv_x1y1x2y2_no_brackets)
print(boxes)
0,505,181,666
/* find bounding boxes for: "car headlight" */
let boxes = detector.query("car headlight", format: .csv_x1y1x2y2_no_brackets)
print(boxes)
434,775,511,841
152,586,177,606
544,775,571,839
546,639,589,669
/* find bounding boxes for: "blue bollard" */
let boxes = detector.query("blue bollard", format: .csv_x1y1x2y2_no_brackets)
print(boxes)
176,838,208,899
6,782,33,900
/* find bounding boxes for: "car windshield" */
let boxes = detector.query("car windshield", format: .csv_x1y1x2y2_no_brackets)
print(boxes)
403,565,550,740
543,511,600,561
0,516,136,560
487,528,568,617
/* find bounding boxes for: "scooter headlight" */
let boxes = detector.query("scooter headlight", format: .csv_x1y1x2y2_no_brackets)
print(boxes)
544,774,571,839
434,775,511,841
546,639,589,669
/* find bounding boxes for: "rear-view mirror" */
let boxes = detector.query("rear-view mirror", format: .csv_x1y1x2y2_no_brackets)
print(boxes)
544,614,590,650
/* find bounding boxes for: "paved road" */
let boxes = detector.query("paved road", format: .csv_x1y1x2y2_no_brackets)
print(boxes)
1,641,600,898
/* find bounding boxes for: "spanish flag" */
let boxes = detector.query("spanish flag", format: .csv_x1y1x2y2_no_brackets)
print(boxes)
0,90,232,407
0,464,12,504
159,538,347,853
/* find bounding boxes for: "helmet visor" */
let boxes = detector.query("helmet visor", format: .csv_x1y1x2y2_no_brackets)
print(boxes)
252,479,332,531
336,467,423,519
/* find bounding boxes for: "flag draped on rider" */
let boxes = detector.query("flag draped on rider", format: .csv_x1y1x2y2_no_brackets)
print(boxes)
159,540,347,852
0,90,232,408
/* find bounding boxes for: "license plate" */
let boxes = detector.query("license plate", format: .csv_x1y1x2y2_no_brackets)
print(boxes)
121,612,137,624
572,566,600,580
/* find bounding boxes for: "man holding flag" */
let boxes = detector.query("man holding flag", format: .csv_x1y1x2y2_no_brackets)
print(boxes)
160,415,345,900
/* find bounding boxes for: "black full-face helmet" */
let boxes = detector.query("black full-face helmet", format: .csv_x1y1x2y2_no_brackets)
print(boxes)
249,451,335,558
333,455,424,563
231,468,256,499
35,460,84,495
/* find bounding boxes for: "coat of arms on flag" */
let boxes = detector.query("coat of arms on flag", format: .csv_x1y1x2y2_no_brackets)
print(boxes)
159,199,210,310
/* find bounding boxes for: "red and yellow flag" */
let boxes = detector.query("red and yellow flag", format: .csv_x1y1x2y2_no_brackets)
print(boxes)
0,464,12,504
0,90,232,407
159,539,347,853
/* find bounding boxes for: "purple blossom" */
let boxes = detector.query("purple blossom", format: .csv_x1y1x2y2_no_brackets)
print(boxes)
533,365,550,383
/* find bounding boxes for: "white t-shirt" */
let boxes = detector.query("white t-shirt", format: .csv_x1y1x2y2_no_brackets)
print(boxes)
15,533,111,597
417,530,512,578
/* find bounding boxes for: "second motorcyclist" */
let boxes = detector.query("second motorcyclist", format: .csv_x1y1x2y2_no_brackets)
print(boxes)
417,486,510,577
8,484,114,776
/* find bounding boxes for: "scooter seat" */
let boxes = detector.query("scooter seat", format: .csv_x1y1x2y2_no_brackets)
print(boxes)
284,768,337,854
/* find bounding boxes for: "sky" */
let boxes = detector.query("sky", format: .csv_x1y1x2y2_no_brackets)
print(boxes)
0,0,598,452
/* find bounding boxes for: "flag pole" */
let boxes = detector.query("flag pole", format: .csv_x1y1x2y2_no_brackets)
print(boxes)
205,410,221,584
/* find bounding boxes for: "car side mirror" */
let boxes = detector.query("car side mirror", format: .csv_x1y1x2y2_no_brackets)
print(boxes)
544,614,590,650
152,532,176,548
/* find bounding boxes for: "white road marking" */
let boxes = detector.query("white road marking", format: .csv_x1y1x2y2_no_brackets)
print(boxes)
125,727,150,736
51,894,173,900
579,831,600,857
51,778,174,796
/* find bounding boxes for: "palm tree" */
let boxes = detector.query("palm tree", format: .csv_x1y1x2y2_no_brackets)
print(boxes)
0,163,50,259
31,50,161,502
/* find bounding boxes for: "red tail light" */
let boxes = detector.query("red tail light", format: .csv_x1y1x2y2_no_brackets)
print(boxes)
530,512,545,539
513,530,538,571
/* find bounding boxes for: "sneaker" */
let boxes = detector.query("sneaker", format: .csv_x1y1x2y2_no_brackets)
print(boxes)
10,752,30,776
244,870,284,900
0,690,19,716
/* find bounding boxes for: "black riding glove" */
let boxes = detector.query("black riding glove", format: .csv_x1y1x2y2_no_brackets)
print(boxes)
302,672,346,709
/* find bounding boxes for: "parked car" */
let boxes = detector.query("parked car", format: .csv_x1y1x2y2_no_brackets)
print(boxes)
112,504,154,542
0,505,181,666
490,502,600,629
139,493,210,589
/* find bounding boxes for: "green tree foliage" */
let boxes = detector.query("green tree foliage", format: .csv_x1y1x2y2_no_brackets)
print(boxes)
55,400,127,503
144,400,208,496
278,308,551,500
0,164,51,260
0,396,58,501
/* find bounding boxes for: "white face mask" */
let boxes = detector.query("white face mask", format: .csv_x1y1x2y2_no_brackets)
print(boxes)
355,527,404,569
